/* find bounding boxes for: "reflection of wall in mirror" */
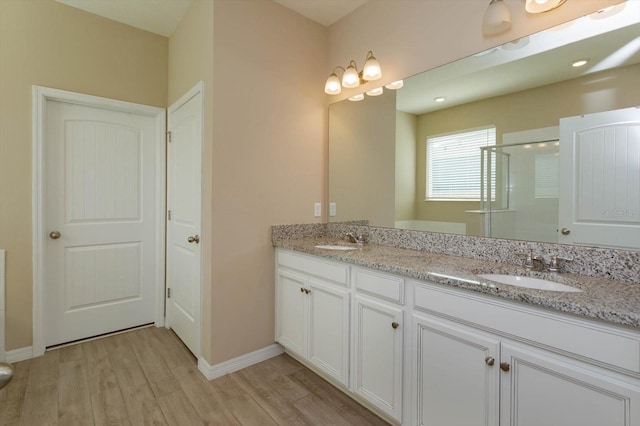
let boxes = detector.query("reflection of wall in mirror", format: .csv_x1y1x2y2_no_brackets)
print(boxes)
329,90,396,227
411,63,640,234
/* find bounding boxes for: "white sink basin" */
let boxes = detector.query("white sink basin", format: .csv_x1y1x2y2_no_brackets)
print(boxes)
314,244,358,251
479,274,582,292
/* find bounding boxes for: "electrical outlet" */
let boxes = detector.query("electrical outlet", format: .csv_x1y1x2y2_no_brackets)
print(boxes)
314,202,322,217
329,203,336,217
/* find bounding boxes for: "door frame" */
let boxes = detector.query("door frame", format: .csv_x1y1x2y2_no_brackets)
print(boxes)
165,81,204,359
32,86,166,357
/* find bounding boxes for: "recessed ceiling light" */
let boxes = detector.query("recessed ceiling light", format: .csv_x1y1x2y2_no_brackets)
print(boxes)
571,59,589,68
434,97,445,103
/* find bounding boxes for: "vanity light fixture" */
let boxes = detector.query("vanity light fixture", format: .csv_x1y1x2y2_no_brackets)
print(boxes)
525,0,566,14
324,51,382,95
571,58,589,68
482,0,511,35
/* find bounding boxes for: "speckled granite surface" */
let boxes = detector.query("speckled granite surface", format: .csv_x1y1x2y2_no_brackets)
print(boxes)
272,224,640,330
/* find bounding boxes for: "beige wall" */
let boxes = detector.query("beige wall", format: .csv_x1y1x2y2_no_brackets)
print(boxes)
210,0,327,364
327,0,622,103
0,0,168,351
415,63,640,223
329,90,397,227
167,0,215,364
395,111,417,222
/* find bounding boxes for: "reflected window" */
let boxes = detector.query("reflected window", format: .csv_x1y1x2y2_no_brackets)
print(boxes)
427,126,496,200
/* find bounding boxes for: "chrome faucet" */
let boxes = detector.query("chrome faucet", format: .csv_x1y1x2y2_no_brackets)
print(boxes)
346,232,366,245
549,255,574,273
517,250,546,271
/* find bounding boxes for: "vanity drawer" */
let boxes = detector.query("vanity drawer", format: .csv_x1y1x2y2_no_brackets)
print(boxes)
413,282,640,375
353,268,404,304
277,249,349,286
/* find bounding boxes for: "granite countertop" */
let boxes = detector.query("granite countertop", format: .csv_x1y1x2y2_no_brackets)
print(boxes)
275,238,640,330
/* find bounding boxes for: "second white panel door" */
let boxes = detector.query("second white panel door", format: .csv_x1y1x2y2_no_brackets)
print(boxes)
166,84,203,357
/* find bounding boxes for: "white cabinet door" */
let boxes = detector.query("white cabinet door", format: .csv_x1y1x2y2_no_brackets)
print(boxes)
275,270,307,357
501,342,640,426
413,314,500,426
353,295,403,422
308,279,350,386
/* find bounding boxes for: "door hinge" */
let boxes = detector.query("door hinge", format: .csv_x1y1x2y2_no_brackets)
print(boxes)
168,210,172,220
167,288,171,298
166,131,172,143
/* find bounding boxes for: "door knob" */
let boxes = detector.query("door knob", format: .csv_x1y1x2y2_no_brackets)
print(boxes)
187,235,200,244
560,228,571,235
49,231,61,240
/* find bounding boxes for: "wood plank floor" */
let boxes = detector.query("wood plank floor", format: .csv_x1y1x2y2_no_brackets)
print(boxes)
0,326,389,425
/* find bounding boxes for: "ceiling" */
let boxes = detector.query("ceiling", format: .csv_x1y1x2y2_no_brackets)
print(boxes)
53,0,367,37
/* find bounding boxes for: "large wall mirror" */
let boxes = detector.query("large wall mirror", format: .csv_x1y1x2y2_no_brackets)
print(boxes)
328,1,640,250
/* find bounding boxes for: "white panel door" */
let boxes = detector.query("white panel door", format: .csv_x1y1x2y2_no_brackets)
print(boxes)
413,314,500,426
559,107,640,249
45,100,159,347
166,85,202,356
501,342,640,426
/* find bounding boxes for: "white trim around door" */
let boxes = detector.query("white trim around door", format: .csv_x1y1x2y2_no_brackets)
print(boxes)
32,86,166,357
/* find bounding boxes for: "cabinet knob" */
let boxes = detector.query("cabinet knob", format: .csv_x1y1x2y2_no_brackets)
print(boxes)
500,362,510,372
560,228,571,235
187,235,200,244
49,231,61,239
300,288,304,293
391,322,400,329
485,356,495,366
305,289,311,294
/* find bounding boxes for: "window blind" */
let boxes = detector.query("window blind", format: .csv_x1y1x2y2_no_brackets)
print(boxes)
427,127,496,200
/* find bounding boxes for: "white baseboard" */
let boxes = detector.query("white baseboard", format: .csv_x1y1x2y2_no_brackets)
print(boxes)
198,343,284,380
6,346,33,363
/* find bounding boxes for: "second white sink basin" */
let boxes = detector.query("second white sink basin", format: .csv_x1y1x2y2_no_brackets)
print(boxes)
314,244,358,251
479,274,582,292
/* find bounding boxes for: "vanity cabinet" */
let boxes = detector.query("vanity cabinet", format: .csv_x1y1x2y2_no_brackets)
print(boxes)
412,281,640,426
275,250,350,386
275,248,640,426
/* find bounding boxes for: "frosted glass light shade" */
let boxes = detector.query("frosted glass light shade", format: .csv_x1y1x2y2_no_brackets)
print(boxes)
366,87,383,96
385,80,404,90
342,65,360,88
482,0,511,35
363,55,382,81
525,0,566,13
324,73,342,95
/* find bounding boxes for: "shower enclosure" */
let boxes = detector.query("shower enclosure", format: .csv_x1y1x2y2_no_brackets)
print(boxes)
481,139,560,243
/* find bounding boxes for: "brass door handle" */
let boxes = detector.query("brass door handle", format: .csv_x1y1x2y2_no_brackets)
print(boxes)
49,231,61,240
187,235,200,244
391,322,400,329
485,356,495,366
500,362,510,372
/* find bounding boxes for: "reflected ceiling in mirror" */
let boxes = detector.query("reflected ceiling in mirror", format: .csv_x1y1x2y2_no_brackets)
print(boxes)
328,1,640,250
